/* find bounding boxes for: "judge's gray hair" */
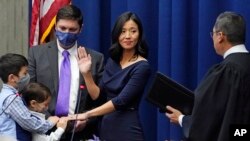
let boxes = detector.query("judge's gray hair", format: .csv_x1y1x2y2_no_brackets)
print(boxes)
214,11,246,45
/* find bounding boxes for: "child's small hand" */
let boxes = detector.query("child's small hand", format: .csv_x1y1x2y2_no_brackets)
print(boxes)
57,117,69,129
47,116,59,125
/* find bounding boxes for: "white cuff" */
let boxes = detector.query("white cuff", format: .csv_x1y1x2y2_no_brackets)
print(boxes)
178,115,184,127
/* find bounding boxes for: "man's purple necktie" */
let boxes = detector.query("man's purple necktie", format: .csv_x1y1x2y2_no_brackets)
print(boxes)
55,50,71,116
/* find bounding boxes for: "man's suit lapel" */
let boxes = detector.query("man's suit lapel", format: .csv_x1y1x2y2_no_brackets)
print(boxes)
47,41,59,95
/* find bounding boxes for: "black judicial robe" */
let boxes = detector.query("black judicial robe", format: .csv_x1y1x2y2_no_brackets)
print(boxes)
184,53,250,141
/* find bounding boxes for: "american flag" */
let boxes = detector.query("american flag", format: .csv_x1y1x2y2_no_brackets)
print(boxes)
29,0,71,47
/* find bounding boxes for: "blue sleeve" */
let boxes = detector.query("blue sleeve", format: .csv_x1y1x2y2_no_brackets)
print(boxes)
111,63,151,110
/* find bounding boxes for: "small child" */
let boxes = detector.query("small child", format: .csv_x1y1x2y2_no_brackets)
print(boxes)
0,53,57,140
21,82,68,141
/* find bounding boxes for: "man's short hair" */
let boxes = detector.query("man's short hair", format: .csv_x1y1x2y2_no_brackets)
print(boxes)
56,5,83,28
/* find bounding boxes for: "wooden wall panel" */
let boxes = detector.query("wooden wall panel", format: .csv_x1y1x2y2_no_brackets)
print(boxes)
0,0,28,57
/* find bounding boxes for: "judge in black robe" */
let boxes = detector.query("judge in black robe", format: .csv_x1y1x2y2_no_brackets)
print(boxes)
166,11,250,141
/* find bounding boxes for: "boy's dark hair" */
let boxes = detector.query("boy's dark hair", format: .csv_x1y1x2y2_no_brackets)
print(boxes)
0,53,28,83
109,11,148,63
56,5,83,28
21,83,51,106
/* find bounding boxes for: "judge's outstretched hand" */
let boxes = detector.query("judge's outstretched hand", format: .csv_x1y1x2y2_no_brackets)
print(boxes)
77,46,92,74
165,106,183,124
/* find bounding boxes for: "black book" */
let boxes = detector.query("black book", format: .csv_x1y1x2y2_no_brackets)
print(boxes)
146,72,194,115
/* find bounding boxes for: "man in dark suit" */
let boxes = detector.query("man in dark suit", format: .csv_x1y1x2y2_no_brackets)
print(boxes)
166,11,250,141
28,5,104,141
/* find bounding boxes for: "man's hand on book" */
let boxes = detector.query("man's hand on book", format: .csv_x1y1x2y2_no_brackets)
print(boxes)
165,105,183,125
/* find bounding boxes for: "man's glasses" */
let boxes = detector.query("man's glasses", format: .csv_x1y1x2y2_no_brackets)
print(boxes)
210,31,217,38
210,31,223,38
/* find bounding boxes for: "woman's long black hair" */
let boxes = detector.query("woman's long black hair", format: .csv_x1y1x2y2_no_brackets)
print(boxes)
109,11,148,63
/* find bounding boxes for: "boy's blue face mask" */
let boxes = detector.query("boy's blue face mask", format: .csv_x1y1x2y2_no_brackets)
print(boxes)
55,30,79,48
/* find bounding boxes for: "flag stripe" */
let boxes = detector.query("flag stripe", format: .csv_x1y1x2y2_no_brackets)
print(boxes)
39,0,70,43
29,0,70,47
40,16,56,43
29,0,40,47
42,0,54,17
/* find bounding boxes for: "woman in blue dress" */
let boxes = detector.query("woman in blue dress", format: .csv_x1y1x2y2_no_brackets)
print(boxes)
76,11,151,141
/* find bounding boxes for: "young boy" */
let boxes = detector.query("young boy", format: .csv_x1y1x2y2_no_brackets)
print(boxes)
0,53,58,140
21,82,69,141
